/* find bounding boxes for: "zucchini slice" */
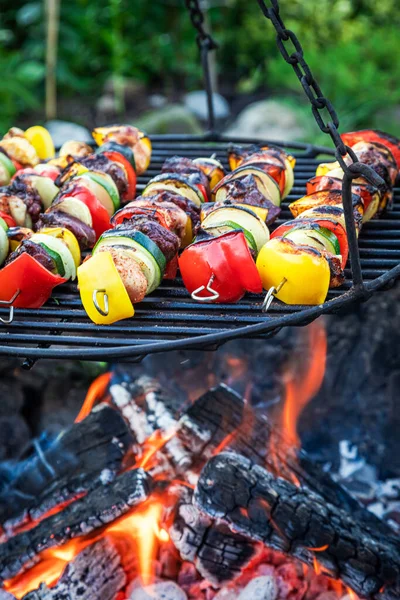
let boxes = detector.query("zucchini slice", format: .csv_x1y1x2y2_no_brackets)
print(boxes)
143,174,204,207
202,220,257,253
30,233,76,280
202,205,269,252
94,231,164,293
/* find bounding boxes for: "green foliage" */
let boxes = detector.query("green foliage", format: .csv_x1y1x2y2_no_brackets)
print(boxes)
1,0,400,137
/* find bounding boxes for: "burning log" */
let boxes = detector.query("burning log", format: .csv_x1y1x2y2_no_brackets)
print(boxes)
0,405,134,528
0,468,151,582
21,538,126,600
195,452,400,600
169,486,257,585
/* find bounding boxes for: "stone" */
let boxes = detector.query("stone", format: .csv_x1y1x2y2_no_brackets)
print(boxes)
224,99,305,142
184,90,230,121
149,94,168,109
45,120,92,147
136,104,202,135
237,575,278,600
130,581,187,600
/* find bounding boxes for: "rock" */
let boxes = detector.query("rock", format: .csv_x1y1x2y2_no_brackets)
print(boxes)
225,99,305,142
136,104,202,135
184,90,230,121
237,575,278,600
96,94,117,117
45,120,92,147
130,581,187,600
149,94,168,109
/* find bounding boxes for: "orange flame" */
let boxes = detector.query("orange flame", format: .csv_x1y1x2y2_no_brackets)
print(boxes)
107,499,169,586
136,428,177,470
282,320,327,448
75,371,112,422
4,497,171,598
313,556,322,575
4,538,93,598
346,587,359,600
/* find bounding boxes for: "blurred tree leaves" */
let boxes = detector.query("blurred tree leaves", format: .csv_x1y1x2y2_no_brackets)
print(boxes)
0,0,400,135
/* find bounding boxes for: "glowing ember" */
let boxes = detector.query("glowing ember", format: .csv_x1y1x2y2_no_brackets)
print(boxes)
75,371,112,422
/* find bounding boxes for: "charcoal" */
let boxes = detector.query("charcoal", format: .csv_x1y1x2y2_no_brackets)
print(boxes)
0,591,16,600
0,405,134,528
22,538,126,600
195,452,400,600
0,468,151,582
237,576,278,600
169,487,257,585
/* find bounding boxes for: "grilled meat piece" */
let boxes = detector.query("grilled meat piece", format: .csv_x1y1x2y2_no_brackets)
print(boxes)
114,219,180,262
132,197,188,240
97,245,148,303
216,175,281,224
9,174,44,223
35,211,96,250
6,239,55,272
79,154,128,197
162,156,210,194
143,190,200,228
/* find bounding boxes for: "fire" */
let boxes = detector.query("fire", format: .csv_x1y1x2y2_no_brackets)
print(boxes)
136,428,177,470
346,587,359,600
107,499,169,586
3,538,92,598
282,319,327,448
75,371,112,422
313,556,322,575
4,498,171,598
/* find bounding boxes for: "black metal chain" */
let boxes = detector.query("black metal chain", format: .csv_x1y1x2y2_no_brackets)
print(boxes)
256,0,388,292
256,0,350,158
184,0,219,133
184,0,218,50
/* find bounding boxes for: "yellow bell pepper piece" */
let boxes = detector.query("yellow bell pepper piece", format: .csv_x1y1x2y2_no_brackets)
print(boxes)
256,237,330,305
24,126,55,160
78,252,134,324
315,161,340,177
237,203,268,223
181,218,193,248
40,227,81,268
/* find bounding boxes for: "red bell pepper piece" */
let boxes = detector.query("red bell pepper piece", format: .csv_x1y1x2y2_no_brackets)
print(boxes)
164,255,178,280
111,205,169,230
306,175,376,212
103,150,137,202
0,211,16,228
341,130,400,169
272,217,349,268
59,183,110,239
0,253,65,309
179,230,262,303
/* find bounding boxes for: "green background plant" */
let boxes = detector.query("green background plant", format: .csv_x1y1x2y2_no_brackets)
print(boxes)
1,0,400,140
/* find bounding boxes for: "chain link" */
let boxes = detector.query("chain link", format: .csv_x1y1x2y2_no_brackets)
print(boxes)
256,0,349,158
184,0,218,50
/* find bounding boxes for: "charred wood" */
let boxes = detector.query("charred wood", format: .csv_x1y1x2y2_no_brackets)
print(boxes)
0,405,133,528
0,468,151,582
22,538,126,600
169,487,257,585
195,452,400,600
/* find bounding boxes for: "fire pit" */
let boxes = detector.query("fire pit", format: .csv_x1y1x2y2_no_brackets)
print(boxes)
1,314,400,599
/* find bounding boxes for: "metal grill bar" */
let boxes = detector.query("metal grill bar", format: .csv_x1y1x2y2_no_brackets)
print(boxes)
0,137,399,362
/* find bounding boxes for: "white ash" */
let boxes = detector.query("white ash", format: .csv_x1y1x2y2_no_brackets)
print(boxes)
130,581,187,600
110,383,153,444
237,576,278,600
334,440,400,533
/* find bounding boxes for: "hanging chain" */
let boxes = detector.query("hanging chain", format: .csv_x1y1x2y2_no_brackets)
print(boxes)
184,0,218,50
184,0,218,133
256,0,351,158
